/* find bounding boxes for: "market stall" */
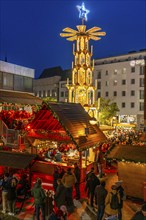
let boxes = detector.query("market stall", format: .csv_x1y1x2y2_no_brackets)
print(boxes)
26,102,107,181
106,144,146,199
0,89,42,149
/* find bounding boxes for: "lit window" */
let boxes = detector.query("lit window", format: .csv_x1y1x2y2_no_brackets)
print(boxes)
113,80,117,86
114,69,118,74
122,68,126,74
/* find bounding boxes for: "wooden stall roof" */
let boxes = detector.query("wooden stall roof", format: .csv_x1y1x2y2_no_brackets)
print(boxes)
0,90,42,105
0,151,37,169
28,102,107,151
106,145,146,163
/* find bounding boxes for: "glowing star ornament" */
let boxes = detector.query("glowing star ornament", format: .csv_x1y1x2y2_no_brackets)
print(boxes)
76,2,90,23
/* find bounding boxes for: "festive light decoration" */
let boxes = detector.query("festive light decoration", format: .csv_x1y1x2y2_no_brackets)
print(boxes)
76,2,90,23
60,4,106,119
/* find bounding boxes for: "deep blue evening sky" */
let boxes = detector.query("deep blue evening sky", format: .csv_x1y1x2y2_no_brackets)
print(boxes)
0,0,146,78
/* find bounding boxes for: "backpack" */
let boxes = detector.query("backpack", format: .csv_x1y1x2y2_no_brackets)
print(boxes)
110,192,119,210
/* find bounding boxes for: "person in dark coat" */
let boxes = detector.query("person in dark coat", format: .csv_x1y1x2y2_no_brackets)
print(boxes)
94,181,107,220
53,167,60,192
115,180,126,220
74,163,81,200
86,171,100,207
31,178,46,220
7,177,17,216
85,167,94,197
55,179,66,208
131,202,146,220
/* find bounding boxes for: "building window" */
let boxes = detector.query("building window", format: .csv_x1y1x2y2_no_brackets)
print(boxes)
113,91,117,96
131,79,135,84
122,79,126,85
61,91,64,97
61,83,66,88
105,81,109,86
131,102,135,108
122,68,126,74
140,66,144,75
52,89,57,97
113,80,117,86
121,102,126,108
97,81,101,89
105,91,109,97
39,91,41,97
139,90,144,99
114,69,118,75
97,92,101,98
131,67,135,73
139,102,144,111
97,71,101,79
122,91,126,96
105,70,108,75
47,90,50,96
43,90,46,97
65,91,68,97
131,90,135,96
140,78,144,87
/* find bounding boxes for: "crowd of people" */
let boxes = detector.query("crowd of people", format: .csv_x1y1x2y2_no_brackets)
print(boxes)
0,172,30,216
0,164,146,220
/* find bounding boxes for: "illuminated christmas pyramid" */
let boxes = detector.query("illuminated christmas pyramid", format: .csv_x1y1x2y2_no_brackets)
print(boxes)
60,2,106,120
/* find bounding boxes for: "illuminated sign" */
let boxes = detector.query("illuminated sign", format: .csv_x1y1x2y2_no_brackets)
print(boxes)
130,59,145,66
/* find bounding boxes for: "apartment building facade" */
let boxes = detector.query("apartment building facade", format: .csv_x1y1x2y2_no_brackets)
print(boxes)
93,50,146,129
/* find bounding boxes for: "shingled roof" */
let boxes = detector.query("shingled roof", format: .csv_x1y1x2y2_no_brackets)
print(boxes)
106,144,146,163
28,102,107,151
0,90,42,105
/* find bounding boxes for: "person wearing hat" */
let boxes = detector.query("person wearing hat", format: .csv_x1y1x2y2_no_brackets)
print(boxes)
131,202,146,220
105,184,120,218
115,180,126,220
